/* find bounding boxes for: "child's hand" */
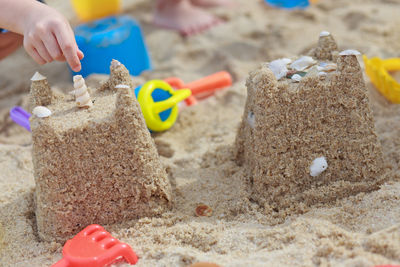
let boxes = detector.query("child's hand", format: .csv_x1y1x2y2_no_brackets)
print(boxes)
23,4,84,72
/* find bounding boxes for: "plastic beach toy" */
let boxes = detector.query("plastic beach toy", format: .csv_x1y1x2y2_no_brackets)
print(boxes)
363,55,400,103
134,71,232,132
164,71,233,106
71,0,121,22
10,106,31,131
135,80,192,132
264,0,318,8
74,16,152,77
52,224,138,267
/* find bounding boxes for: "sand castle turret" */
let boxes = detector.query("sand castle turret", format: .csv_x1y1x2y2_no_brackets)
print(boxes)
31,60,172,241
29,72,53,111
99,59,135,91
309,31,339,61
235,33,384,215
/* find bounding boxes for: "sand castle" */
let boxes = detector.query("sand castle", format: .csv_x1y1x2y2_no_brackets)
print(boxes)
235,33,385,214
30,60,172,241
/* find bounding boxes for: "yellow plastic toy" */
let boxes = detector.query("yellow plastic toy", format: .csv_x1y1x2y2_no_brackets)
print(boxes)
71,0,121,22
136,80,192,132
363,55,400,103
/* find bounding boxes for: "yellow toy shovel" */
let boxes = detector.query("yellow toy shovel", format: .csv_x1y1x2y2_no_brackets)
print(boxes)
363,55,400,103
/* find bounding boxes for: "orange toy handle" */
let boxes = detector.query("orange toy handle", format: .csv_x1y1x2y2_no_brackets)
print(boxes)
185,71,232,96
164,77,198,106
164,77,184,88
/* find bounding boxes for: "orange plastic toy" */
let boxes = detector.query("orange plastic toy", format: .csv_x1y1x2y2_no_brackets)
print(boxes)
52,224,138,267
164,71,232,106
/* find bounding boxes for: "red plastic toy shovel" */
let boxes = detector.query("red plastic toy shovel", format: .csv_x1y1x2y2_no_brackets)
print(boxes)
52,224,138,267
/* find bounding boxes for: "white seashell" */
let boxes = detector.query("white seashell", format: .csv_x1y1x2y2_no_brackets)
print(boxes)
72,75,93,108
291,74,302,82
306,66,319,77
32,106,52,118
319,31,330,37
318,71,328,76
111,59,121,67
115,84,130,89
318,62,337,72
310,156,328,177
339,49,361,56
280,58,292,65
269,58,291,80
290,56,316,71
247,111,255,128
31,72,46,81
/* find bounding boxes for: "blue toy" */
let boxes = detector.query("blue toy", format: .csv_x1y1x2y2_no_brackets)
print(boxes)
74,16,152,77
264,0,310,9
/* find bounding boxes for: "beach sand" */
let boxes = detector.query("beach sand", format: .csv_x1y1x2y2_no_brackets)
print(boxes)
0,0,400,266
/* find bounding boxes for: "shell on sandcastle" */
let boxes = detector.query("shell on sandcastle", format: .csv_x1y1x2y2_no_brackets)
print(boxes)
32,106,52,118
235,32,385,217
30,60,172,242
71,75,93,108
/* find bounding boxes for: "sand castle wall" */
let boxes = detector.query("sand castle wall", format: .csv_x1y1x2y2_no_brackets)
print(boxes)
235,34,385,214
31,61,172,241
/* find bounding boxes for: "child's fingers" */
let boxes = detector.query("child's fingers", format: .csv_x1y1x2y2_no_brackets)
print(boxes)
26,45,46,65
77,49,84,60
43,33,64,61
67,27,84,60
32,40,53,63
54,27,81,72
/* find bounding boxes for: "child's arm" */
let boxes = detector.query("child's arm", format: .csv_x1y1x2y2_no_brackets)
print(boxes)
0,32,23,60
0,0,83,71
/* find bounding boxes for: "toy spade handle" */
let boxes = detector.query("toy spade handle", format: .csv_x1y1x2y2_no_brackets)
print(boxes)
163,77,184,89
186,71,232,96
153,89,191,114
10,106,31,131
382,58,400,72
52,258,69,267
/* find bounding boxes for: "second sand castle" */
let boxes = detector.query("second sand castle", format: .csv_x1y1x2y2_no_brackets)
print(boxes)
236,33,385,215
30,60,172,242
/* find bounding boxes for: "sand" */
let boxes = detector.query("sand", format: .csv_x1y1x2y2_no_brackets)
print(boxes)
0,0,400,266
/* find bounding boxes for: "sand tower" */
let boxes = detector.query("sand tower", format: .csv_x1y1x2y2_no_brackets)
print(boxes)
30,60,172,241
235,33,384,214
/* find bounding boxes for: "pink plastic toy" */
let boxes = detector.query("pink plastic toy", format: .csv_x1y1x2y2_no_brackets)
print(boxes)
52,224,138,267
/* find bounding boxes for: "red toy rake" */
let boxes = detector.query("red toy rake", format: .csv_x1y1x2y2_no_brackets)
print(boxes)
52,224,138,267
